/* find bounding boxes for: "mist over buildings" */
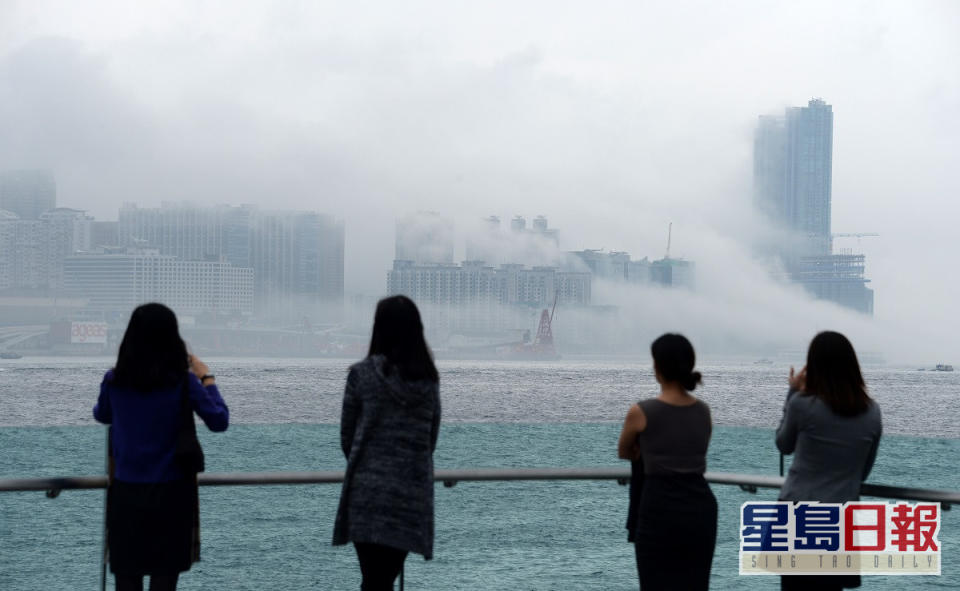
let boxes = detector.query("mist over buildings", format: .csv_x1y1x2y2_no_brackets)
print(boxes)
0,1,957,364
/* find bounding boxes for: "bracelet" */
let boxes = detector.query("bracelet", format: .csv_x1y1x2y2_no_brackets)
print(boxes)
200,374,215,383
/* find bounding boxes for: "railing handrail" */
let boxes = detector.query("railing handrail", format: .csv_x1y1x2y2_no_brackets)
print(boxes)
0,468,957,506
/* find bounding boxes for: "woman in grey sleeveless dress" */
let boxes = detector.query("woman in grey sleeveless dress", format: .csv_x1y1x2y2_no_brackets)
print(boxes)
618,333,717,590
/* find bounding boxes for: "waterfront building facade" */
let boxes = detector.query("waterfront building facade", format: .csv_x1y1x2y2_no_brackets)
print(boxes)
63,251,254,317
386,259,591,334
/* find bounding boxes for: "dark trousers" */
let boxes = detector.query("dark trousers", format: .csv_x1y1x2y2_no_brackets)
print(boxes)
633,476,717,590
115,573,179,591
354,542,408,591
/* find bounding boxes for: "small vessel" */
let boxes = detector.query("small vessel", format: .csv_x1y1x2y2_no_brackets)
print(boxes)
0,352,22,359
754,358,774,365
934,364,954,372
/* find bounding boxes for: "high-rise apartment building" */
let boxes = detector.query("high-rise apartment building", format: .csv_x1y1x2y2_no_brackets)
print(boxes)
117,203,344,319
251,210,345,317
41,208,94,290
754,98,833,257
0,207,93,292
754,99,872,315
119,202,226,261
0,170,56,220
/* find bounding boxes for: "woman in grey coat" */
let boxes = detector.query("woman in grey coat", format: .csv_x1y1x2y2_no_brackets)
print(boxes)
333,295,441,591
776,331,882,591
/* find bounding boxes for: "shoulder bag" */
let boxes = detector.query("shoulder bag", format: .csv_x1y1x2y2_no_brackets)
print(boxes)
174,376,205,474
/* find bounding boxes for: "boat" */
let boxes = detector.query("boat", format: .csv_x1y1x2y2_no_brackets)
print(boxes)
935,364,954,372
754,358,774,365
0,352,22,359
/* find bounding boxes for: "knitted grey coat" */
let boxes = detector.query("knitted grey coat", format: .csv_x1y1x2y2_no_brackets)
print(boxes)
332,355,441,559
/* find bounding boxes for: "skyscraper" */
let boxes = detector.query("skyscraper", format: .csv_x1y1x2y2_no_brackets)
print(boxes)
754,99,873,315
0,170,56,220
754,98,833,257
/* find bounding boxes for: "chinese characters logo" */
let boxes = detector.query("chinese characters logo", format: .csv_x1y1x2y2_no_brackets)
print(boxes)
739,502,940,575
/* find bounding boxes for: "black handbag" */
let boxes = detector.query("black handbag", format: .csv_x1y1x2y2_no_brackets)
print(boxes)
174,376,205,474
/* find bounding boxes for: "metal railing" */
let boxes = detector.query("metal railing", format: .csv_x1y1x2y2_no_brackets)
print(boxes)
1,468,958,507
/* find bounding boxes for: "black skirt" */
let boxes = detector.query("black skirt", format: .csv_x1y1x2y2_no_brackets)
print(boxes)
107,477,200,575
630,473,717,591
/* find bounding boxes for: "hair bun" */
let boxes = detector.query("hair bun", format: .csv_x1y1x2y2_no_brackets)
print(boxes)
683,371,703,392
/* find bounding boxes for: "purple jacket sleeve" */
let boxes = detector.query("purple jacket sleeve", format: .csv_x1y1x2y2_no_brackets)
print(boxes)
187,373,229,432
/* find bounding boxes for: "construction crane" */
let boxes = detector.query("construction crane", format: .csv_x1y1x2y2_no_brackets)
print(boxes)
534,293,558,348
665,222,673,259
832,232,879,248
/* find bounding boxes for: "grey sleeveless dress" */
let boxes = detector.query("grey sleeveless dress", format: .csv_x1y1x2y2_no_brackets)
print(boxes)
627,398,717,591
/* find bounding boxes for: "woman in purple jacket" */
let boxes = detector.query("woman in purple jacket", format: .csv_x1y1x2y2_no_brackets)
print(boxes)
94,303,229,591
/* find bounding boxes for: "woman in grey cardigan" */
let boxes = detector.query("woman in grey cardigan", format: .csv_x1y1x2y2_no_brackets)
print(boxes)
333,295,441,591
776,331,882,591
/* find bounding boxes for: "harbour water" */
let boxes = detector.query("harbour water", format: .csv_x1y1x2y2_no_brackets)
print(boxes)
1,358,958,589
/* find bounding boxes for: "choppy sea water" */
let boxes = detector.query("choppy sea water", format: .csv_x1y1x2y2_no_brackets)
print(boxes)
1,358,958,589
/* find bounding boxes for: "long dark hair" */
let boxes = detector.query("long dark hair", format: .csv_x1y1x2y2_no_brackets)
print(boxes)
651,333,702,391
368,295,438,382
113,303,188,391
804,331,870,416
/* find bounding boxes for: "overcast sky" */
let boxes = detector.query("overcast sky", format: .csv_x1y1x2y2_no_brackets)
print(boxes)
1,1,957,361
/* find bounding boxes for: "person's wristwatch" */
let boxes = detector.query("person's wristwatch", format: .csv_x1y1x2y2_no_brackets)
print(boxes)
200,374,215,385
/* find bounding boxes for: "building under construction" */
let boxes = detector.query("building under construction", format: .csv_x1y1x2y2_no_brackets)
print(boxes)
788,252,873,315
